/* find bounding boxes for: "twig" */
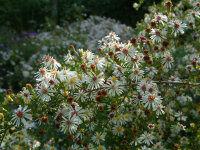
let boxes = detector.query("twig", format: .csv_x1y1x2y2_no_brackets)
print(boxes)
0,129,7,146
153,81,200,86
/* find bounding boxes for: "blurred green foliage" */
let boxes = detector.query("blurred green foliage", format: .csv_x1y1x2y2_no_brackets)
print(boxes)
0,0,180,31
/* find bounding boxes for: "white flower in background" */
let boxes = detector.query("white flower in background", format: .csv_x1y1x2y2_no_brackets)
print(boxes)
130,68,144,82
105,81,124,97
153,104,165,116
86,72,105,89
20,89,32,100
67,144,79,150
66,76,79,90
169,75,181,82
105,32,120,42
96,145,106,150
185,65,194,72
82,50,95,62
74,90,88,102
147,124,155,130
92,132,106,145
113,114,126,125
141,146,152,150
67,105,87,121
112,125,124,136
32,140,41,149
112,64,126,76
170,123,185,136
35,67,48,79
43,56,61,69
162,52,174,69
142,94,162,109
137,80,149,93
145,67,158,78
117,43,137,61
87,57,106,70
175,111,187,121
64,52,75,65
168,20,187,37
61,115,81,134
150,28,167,43
154,13,168,24
130,137,141,146
11,105,32,127
139,132,155,146
35,84,55,101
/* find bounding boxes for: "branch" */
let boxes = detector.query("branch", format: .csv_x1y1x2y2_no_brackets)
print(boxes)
154,81,200,86
0,129,7,146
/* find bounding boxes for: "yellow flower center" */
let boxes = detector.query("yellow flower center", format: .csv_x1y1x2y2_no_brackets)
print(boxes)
97,146,103,150
116,115,122,120
17,94,22,98
51,71,57,75
84,110,89,115
70,77,76,84
25,99,30,104
63,91,69,96
77,74,82,79
96,134,101,140
125,113,130,118
111,76,117,82
0,113,4,119
116,126,122,132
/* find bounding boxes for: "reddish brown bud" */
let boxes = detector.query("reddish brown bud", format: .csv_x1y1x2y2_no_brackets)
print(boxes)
6,89,13,95
145,28,151,33
162,40,170,47
110,103,118,111
150,21,157,27
26,84,32,89
165,1,173,7
67,96,74,103
41,115,48,123
95,95,102,103
80,64,88,71
38,129,46,135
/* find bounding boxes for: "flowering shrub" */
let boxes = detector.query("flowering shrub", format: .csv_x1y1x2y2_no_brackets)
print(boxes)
0,16,134,92
0,0,200,149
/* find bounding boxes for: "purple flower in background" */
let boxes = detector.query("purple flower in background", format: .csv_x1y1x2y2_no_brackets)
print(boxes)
29,32,38,37
15,36,20,41
23,31,28,35
0,43,4,48
1,26,5,29
6,47,11,51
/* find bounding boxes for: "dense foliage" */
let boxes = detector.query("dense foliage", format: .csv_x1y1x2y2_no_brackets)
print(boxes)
0,0,200,149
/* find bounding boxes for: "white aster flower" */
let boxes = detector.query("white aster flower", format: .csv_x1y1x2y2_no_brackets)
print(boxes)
162,52,174,69
61,115,81,134
130,68,144,82
175,111,187,121
86,72,105,89
105,81,124,97
142,94,162,110
11,105,32,127
168,20,187,37
150,28,167,43
139,131,155,146
112,125,124,136
92,132,106,145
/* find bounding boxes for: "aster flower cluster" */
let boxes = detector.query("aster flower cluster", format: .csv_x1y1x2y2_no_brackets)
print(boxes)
0,0,200,149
